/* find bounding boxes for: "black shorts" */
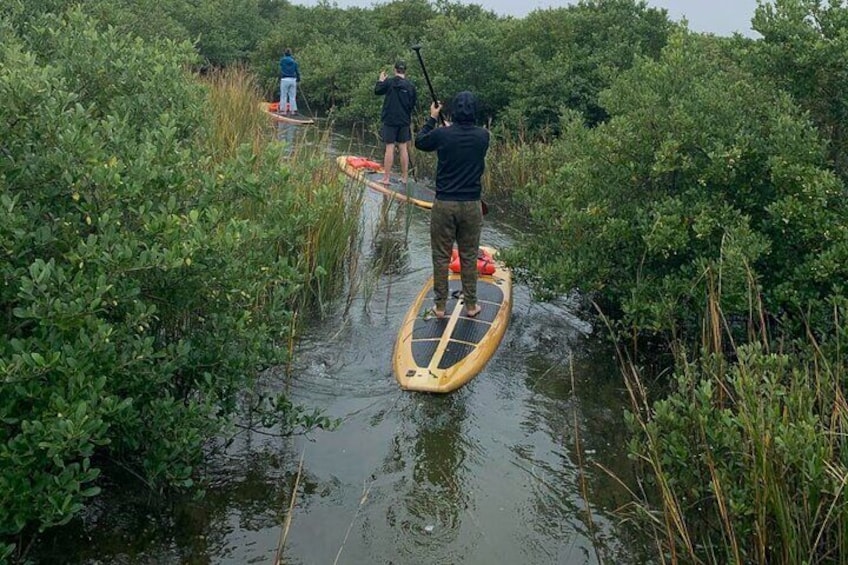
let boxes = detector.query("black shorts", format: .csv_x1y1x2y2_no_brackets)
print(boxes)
381,124,411,144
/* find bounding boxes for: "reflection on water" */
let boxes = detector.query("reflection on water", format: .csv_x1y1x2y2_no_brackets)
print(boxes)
276,121,297,155
399,396,470,555
31,130,652,564
370,198,410,277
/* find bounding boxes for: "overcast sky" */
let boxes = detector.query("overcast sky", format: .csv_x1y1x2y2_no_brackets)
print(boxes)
292,0,761,37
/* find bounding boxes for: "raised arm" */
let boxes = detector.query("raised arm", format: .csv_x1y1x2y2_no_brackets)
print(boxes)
374,70,388,95
414,102,442,152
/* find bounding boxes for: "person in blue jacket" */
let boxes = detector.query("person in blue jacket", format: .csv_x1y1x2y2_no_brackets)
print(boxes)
279,48,300,115
414,91,489,319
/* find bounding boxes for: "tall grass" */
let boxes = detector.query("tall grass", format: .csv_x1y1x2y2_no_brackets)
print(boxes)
204,65,269,161
612,268,848,564
202,66,362,322
289,150,364,313
409,121,561,207
361,196,411,311
483,123,560,202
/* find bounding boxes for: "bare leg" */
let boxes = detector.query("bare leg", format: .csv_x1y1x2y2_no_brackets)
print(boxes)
381,144,395,184
399,142,409,183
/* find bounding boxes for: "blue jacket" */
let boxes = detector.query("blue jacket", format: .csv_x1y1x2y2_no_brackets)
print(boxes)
280,55,300,81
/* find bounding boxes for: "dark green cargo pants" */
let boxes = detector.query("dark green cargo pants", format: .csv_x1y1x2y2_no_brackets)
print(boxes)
430,198,483,311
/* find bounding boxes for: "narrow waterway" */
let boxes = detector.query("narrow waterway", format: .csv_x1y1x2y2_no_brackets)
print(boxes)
34,123,651,564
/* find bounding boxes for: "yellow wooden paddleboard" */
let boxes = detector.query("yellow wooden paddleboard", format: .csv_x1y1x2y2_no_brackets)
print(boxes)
260,102,315,125
336,155,435,210
393,246,512,393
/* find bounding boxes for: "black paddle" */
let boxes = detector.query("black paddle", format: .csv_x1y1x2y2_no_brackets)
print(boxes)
411,44,443,123
298,83,314,118
410,44,489,216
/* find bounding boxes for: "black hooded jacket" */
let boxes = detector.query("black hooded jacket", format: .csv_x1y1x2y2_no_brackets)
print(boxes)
415,91,490,201
374,75,417,127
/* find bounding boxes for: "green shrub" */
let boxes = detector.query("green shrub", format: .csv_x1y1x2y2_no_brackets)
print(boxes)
497,0,672,133
1,9,355,555
508,31,848,337
752,0,848,181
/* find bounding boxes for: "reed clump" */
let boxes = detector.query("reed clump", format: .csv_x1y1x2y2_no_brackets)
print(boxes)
410,121,561,210
483,123,560,202
203,65,270,161
203,66,362,319
616,268,848,564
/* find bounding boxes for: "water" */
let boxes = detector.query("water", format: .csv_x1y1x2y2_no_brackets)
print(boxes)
32,124,650,564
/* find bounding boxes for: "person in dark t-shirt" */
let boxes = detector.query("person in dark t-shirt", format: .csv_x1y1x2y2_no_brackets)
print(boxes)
415,91,490,319
374,60,417,185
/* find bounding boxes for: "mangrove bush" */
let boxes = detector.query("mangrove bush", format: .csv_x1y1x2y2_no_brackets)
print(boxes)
0,8,355,559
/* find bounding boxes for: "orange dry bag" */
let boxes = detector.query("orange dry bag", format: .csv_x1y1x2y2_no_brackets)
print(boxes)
449,247,496,275
346,156,383,171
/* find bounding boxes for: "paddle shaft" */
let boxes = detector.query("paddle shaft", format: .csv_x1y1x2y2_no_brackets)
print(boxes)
412,46,439,108
298,83,313,117
411,45,449,127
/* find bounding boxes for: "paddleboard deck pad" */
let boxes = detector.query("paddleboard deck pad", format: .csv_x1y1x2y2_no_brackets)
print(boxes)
393,246,512,393
261,102,314,125
337,155,435,209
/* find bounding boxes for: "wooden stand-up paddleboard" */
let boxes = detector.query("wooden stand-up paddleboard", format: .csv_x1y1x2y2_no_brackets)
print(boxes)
393,246,512,393
260,102,315,125
336,155,435,210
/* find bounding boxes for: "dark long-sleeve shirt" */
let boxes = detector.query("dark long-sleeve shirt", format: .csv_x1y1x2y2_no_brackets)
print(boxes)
374,76,416,127
415,116,490,201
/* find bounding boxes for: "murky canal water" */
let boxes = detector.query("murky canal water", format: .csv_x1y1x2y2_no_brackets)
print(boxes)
33,124,651,564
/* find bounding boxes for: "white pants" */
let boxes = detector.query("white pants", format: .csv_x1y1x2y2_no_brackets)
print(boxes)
280,78,298,113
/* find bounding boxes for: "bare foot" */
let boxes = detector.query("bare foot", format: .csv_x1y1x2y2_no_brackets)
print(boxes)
424,306,446,320
378,177,391,185
465,304,482,318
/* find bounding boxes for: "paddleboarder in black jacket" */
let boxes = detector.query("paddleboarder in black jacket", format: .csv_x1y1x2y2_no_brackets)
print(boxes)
415,91,490,319
375,60,417,185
